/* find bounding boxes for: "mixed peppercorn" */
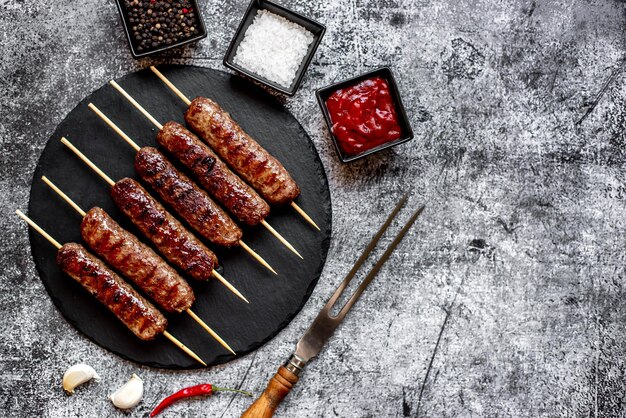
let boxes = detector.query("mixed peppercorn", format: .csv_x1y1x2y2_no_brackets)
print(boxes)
124,0,200,52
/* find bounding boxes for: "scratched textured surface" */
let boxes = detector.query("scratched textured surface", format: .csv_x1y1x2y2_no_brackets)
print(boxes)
1,0,626,417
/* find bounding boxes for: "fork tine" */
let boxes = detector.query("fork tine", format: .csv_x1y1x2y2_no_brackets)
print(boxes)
323,192,410,314
335,205,425,320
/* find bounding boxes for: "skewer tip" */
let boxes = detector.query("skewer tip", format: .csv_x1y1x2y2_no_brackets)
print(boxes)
163,330,207,367
236,292,250,304
291,202,321,231
186,309,237,356
239,240,278,275
260,220,304,260
212,270,250,304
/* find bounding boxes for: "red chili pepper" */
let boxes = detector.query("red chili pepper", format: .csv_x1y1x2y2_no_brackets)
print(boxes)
150,384,252,417
182,7,189,13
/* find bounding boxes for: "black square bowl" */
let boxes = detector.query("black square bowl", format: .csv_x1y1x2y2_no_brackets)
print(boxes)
115,0,207,59
316,67,414,163
223,0,326,96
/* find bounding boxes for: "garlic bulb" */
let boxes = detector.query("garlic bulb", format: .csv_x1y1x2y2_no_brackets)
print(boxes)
62,363,100,394
109,373,144,409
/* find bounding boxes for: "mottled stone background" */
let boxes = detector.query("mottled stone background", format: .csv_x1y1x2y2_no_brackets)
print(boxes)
1,0,626,417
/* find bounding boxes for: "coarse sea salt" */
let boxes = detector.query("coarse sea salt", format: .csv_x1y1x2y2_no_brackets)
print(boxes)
233,10,314,89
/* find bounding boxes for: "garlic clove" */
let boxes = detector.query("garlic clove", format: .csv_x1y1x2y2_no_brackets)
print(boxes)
109,373,144,410
62,363,100,394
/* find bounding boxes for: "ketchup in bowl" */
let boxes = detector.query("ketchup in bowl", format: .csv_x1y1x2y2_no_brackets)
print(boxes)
325,76,402,156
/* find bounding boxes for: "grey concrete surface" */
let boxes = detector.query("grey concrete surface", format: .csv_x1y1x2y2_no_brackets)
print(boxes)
2,0,626,416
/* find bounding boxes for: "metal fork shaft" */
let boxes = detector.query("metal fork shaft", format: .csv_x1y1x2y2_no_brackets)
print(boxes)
242,197,425,418
294,197,425,364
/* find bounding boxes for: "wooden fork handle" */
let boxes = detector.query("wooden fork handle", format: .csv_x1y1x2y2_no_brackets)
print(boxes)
241,365,300,418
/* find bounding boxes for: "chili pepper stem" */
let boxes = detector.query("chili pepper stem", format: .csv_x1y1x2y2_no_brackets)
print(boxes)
212,386,254,397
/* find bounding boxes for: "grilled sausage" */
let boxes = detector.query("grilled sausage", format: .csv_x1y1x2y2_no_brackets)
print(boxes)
110,178,217,281
57,242,167,340
157,122,270,226
81,207,194,313
134,147,242,247
185,97,300,205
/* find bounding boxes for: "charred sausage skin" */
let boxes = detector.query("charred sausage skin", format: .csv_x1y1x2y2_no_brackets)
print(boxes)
184,97,300,206
81,207,195,313
110,178,217,281
134,147,242,247
57,242,167,341
157,122,270,226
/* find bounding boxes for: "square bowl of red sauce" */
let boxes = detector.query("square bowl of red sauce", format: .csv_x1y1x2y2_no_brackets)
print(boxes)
316,67,413,162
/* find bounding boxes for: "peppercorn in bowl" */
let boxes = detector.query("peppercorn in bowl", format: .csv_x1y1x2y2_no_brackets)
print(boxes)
115,0,207,58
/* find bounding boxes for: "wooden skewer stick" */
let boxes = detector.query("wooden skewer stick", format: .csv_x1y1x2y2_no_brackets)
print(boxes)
239,240,277,275
162,330,207,367
109,80,163,130
16,209,62,249
88,103,277,276
15,209,207,366
150,66,192,106
61,137,115,187
60,136,249,303
150,65,321,232
41,175,237,355
42,176,86,216
290,202,320,231
88,103,140,152
212,270,249,303
108,80,302,260
186,308,235,356
261,220,303,259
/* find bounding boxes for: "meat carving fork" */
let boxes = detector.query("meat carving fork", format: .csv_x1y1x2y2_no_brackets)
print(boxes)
242,194,425,417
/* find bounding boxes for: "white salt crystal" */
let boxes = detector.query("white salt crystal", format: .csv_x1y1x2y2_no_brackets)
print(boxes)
233,9,315,89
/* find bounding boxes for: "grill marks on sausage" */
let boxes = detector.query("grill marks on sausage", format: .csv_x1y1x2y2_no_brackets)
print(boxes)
57,243,167,340
185,97,300,206
110,178,217,281
206,110,280,195
207,113,280,196
81,207,195,313
135,147,242,247
157,121,270,225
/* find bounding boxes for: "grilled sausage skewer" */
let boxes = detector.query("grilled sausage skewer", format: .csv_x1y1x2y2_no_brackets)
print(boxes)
88,103,277,275
150,66,320,231
15,210,207,366
109,80,304,259
41,175,236,355
157,121,270,226
60,137,249,304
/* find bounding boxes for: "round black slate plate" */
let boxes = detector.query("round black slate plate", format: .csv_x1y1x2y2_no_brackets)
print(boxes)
27,65,331,369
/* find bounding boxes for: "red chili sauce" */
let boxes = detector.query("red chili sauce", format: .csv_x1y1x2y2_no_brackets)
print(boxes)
326,76,402,156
